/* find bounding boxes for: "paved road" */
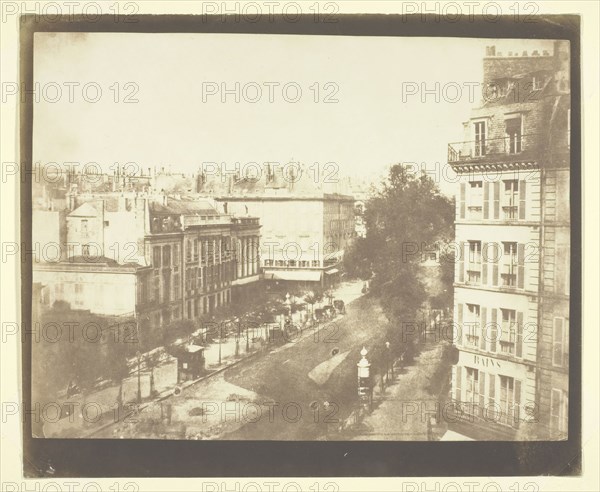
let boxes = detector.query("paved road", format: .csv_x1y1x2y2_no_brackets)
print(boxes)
91,280,394,440
222,290,392,440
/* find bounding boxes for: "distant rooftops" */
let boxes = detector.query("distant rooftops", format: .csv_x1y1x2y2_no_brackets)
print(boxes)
149,199,218,216
485,45,553,58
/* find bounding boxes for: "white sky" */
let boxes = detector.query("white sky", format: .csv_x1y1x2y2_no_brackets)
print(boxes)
33,33,555,195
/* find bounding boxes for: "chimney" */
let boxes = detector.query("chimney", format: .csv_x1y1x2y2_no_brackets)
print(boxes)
543,50,550,56
485,45,496,56
66,191,76,211
522,51,528,57
532,50,539,56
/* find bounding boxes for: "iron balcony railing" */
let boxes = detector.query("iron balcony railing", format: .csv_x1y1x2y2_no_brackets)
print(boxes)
183,214,233,228
448,133,541,163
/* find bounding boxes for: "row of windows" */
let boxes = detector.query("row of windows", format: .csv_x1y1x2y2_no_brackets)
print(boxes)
458,239,570,296
457,303,569,369
457,368,568,434
471,116,525,158
264,259,321,268
458,240,523,288
148,263,233,304
152,237,255,269
454,367,522,428
150,291,230,328
459,179,526,221
457,304,524,357
185,290,230,320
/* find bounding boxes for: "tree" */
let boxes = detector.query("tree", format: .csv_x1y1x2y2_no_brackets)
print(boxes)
344,164,454,356
304,290,323,317
104,336,131,407
145,351,161,397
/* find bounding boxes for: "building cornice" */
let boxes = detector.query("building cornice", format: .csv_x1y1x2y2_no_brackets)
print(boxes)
449,161,539,174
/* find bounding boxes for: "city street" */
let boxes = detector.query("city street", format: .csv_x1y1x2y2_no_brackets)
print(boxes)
223,282,388,440
92,280,401,440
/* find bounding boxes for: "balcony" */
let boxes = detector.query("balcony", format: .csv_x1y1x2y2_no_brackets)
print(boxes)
232,217,260,227
448,134,540,166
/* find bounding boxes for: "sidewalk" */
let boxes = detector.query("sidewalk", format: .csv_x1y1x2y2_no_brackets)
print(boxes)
347,342,449,441
43,279,365,438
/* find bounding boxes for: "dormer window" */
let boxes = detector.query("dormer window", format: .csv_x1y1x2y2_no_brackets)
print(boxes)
505,116,522,154
487,83,499,100
487,81,509,101
532,75,544,91
473,121,486,157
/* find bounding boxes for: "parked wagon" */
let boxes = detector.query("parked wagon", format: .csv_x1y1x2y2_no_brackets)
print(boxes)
333,299,346,315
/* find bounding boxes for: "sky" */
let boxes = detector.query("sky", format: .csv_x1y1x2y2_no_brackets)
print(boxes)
33,33,555,195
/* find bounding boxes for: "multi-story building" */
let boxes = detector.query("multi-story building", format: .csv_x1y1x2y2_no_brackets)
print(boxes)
447,41,570,440
215,192,354,289
209,166,355,290
33,191,260,342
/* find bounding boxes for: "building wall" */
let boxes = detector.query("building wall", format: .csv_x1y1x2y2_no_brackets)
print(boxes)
450,42,571,440
222,198,325,268
482,51,555,87
323,198,355,265
34,267,139,316
32,210,66,263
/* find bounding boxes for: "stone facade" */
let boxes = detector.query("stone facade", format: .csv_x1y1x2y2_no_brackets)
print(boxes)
448,41,571,440
33,192,261,342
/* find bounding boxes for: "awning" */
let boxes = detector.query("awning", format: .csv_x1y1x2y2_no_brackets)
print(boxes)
440,430,474,441
325,268,340,275
265,270,322,282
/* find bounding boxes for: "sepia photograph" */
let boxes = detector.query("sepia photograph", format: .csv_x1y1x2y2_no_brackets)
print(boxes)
29,30,571,443
6,3,593,484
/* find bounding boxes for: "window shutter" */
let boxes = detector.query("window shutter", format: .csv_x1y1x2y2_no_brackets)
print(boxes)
514,379,522,424
457,303,463,346
564,319,569,367
458,242,465,283
517,243,525,289
553,317,564,366
492,242,499,287
516,311,524,358
455,366,462,401
490,308,498,353
482,242,488,285
489,374,496,409
480,307,487,351
550,389,558,431
479,371,486,416
459,183,466,219
519,179,527,220
493,181,500,219
483,182,490,219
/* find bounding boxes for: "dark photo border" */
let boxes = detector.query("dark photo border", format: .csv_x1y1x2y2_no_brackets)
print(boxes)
20,13,581,478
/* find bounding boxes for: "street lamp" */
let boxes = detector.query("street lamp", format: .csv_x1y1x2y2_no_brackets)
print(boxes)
327,290,334,305
235,317,240,357
284,292,292,320
357,347,372,411
385,341,393,382
218,322,223,365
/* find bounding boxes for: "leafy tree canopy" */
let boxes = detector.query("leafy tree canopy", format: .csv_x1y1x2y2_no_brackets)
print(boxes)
345,164,454,326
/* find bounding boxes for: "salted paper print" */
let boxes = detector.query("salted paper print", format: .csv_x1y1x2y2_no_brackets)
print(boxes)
30,33,570,442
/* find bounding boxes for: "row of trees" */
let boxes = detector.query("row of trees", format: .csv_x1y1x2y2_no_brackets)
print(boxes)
32,304,139,403
344,164,455,359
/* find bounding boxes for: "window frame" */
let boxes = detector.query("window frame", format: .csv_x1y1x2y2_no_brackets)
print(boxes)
501,241,518,287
